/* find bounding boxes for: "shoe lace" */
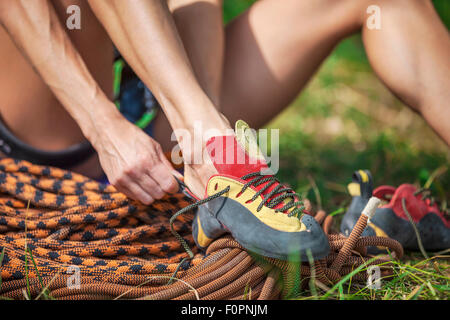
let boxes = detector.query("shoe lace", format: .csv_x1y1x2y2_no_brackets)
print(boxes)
401,188,449,260
414,188,449,218
240,173,305,218
168,172,305,283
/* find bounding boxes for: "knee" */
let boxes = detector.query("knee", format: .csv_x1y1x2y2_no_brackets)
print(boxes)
372,0,433,13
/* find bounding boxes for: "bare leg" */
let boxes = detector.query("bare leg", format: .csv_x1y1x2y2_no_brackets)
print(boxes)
0,0,227,198
221,0,361,128
87,0,231,197
153,0,224,152
0,0,112,177
362,0,450,144
221,0,450,145
1,0,203,203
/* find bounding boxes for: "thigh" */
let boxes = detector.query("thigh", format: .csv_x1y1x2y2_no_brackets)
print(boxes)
0,0,112,177
0,0,113,151
221,0,363,128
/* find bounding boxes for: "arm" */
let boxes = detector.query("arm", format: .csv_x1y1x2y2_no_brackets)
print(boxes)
0,0,179,204
87,0,232,196
86,0,229,140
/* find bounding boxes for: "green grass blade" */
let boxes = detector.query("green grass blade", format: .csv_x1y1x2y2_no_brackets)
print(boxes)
27,248,50,300
320,256,378,300
0,247,5,291
306,249,318,299
24,200,32,299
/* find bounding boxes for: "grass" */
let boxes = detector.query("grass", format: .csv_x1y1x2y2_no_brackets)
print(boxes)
236,0,450,300
304,252,450,300
0,200,54,300
266,38,450,299
270,42,450,214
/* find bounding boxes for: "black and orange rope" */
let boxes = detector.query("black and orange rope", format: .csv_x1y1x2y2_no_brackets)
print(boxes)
0,158,403,300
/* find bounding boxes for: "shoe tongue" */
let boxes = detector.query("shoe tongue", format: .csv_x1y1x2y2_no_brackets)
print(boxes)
206,120,270,177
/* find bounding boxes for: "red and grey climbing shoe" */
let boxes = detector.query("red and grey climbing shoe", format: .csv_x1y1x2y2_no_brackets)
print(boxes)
341,170,450,251
176,121,329,261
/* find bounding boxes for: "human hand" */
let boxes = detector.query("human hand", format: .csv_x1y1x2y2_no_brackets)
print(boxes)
93,115,181,204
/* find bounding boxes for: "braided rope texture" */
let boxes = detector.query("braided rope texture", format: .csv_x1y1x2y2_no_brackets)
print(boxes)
0,158,403,300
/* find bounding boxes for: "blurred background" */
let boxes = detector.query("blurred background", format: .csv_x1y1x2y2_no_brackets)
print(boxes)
224,0,450,214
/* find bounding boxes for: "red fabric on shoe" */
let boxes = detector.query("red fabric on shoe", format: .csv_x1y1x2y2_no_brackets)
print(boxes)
379,184,449,228
205,135,300,214
373,185,397,201
206,136,269,177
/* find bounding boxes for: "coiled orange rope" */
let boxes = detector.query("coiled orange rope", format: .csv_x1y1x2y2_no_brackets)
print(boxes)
0,158,403,300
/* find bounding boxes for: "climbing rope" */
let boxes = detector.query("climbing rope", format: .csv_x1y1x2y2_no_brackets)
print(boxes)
0,158,403,300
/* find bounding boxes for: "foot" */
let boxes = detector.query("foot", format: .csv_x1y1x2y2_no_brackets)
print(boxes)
181,120,330,261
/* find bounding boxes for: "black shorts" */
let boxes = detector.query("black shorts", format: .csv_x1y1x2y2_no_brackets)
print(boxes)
0,54,158,170
0,116,95,169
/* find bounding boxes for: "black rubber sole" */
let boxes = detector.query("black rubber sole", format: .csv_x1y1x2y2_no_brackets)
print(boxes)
193,196,330,262
341,196,450,251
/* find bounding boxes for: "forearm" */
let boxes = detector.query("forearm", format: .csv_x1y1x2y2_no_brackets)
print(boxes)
0,0,119,145
87,0,228,135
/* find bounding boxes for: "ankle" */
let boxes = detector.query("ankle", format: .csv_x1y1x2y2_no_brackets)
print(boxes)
175,113,232,163
180,121,234,197
184,163,217,198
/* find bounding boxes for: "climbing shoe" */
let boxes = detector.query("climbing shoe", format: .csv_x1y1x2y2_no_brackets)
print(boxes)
340,170,450,251
177,120,329,261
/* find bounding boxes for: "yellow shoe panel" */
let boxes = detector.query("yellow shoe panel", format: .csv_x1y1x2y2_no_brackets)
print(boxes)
207,176,306,233
196,214,214,248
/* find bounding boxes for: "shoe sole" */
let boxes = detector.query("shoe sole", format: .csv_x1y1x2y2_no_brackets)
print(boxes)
341,196,450,251
193,196,330,261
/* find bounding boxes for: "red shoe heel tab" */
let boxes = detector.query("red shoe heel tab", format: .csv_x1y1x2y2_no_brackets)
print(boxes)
373,185,396,201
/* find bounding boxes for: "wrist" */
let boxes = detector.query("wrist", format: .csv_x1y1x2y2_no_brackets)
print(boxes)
170,96,230,134
82,100,124,149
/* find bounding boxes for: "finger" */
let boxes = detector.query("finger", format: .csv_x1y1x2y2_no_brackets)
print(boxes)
160,153,184,180
135,173,166,200
148,162,179,194
171,169,184,180
124,164,166,200
156,153,181,193
115,176,154,205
